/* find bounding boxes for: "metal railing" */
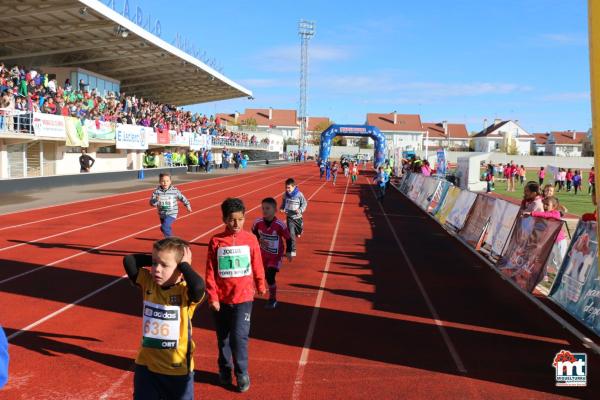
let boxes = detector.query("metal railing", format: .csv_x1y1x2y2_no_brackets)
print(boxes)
0,109,34,135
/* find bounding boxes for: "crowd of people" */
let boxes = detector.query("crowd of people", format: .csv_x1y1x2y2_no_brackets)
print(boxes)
142,148,250,172
0,62,266,148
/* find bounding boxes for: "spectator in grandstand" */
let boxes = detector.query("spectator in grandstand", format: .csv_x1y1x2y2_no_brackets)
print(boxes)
79,148,95,173
520,181,544,213
143,151,158,168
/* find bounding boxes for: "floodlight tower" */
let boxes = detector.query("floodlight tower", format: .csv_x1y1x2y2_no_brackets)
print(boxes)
298,20,315,153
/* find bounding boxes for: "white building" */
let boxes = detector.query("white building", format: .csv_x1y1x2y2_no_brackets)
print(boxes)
544,131,587,157
218,108,300,140
366,112,426,154
472,119,533,155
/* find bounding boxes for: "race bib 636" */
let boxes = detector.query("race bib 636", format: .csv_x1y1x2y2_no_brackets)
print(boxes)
142,301,180,349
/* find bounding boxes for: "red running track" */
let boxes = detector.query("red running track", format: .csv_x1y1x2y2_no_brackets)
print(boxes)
1,164,598,399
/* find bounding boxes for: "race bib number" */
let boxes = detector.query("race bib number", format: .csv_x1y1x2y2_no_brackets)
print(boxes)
142,301,180,349
259,232,279,254
217,246,251,278
158,195,176,211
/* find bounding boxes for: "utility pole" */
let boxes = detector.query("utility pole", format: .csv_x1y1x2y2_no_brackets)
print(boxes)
298,20,315,154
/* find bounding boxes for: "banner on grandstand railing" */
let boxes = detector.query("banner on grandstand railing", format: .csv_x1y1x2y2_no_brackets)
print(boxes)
189,133,208,151
84,119,116,140
482,199,520,258
459,195,496,249
169,130,190,147
156,128,170,145
445,190,477,230
498,216,562,292
435,186,461,225
64,117,89,147
32,112,66,139
115,124,148,150
550,221,600,336
145,126,158,145
427,180,451,214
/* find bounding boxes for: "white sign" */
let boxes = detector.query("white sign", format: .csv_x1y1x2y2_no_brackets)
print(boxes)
116,124,148,150
32,112,66,139
189,133,208,151
145,126,158,145
169,130,189,147
445,190,477,230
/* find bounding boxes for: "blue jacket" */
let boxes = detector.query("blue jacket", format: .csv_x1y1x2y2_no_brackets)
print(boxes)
0,326,8,388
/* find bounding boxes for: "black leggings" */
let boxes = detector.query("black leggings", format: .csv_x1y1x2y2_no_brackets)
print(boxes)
266,267,278,286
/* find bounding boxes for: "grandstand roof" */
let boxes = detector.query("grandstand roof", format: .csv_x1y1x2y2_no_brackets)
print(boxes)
0,0,252,106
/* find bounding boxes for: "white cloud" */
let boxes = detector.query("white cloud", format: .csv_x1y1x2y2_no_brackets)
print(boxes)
538,33,587,46
255,44,353,72
313,74,532,100
540,92,590,102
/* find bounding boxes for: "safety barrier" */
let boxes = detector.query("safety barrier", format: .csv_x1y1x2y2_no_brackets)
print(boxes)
397,172,600,341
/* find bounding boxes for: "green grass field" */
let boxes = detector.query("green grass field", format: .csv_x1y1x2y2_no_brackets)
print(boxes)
488,170,594,217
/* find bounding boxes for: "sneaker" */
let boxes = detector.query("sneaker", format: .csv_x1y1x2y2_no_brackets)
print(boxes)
296,234,302,238
237,374,250,393
290,251,297,257
219,370,232,386
264,299,278,309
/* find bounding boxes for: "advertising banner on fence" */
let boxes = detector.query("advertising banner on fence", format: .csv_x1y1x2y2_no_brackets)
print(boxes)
400,173,415,194
459,195,496,249
445,190,477,230
407,174,425,201
498,216,562,292
64,117,89,147
32,112,66,139
483,199,520,258
428,181,451,215
156,128,170,145
84,119,116,140
550,221,600,336
116,124,148,150
435,186,461,225
416,177,439,210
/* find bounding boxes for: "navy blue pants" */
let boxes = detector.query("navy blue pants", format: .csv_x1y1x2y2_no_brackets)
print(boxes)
212,301,253,378
286,217,303,253
133,364,194,400
160,215,176,237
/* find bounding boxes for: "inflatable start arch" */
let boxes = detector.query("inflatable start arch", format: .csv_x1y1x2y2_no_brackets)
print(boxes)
318,124,386,167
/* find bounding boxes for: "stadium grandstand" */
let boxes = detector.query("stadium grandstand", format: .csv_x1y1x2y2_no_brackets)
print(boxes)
0,0,267,179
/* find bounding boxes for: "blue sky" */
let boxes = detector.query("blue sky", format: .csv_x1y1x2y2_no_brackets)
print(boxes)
111,0,590,133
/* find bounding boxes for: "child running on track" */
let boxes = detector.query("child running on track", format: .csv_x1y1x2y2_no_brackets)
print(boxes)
252,197,293,309
280,178,308,256
325,161,331,181
374,166,388,202
351,162,359,184
150,173,192,237
205,198,266,393
331,161,339,186
319,159,325,180
123,237,206,400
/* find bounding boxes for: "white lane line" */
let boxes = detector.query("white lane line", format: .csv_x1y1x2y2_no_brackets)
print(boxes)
6,174,322,341
0,162,294,217
366,177,467,373
98,370,132,400
189,176,325,243
0,170,270,232
6,274,127,340
0,170,301,285
0,163,295,228
292,179,349,400
0,170,286,252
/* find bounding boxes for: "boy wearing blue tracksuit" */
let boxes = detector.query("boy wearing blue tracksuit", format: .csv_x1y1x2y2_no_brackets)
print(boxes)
280,178,308,256
150,173,192,237
374,166,388,203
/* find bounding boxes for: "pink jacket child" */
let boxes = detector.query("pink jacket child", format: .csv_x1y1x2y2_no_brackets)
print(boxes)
530,209,566,243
